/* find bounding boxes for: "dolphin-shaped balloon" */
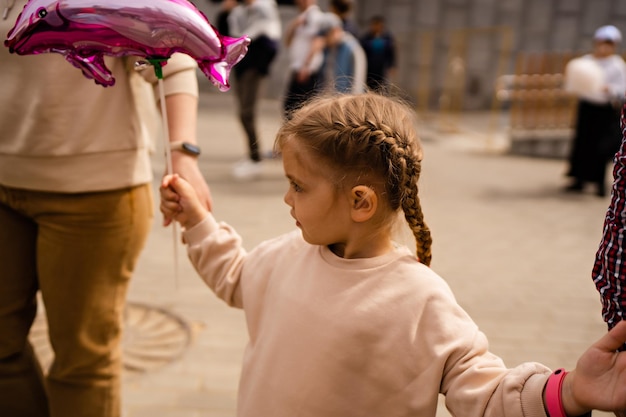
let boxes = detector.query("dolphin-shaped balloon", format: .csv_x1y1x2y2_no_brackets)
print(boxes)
4,0,250,90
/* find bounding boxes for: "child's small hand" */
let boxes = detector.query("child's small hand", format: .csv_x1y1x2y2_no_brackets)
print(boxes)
160,174,208,230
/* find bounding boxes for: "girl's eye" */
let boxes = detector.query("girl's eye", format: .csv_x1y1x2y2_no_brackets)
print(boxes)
290,181,302,192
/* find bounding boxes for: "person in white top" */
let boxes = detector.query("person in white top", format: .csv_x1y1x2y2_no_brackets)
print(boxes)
227,0,282,180
564,25,626,197
282,0,326,118
160,92,626,417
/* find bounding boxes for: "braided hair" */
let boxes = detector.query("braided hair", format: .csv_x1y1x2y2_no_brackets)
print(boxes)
275,92,433,266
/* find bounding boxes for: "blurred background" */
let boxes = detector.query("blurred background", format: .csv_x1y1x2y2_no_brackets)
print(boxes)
198,0,626,158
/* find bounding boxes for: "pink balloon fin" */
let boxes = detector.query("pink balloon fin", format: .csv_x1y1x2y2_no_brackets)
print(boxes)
65,53,116,87
201,35,249,92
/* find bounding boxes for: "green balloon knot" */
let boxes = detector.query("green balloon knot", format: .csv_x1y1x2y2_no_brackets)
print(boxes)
147,58,169,79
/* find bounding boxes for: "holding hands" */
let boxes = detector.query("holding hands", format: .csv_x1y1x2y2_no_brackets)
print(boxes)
170,152,213,212
160,174,210,230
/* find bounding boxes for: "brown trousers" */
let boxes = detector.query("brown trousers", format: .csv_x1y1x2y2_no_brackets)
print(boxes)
0,183,153,417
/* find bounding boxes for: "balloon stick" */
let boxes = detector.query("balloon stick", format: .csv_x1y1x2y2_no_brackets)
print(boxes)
149,58,179,289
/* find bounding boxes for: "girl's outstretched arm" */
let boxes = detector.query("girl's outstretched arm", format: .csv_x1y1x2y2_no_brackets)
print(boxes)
593,102,626,348
160,174,210,229
560,320,626,414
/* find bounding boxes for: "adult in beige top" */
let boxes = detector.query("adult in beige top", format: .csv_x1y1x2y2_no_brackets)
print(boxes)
161,93,626,416
0,1,212,416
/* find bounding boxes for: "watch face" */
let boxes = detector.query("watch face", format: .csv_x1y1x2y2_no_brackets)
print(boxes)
182,143,201,155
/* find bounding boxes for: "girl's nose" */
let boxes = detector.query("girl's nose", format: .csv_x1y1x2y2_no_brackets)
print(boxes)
284,190,293,207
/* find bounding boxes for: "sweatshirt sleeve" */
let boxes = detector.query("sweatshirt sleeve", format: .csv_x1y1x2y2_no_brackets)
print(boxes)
592,102,626,343
131,53,199,99
415,274,551,417
182,214,246,308
424,290,551,416
443,333,551,417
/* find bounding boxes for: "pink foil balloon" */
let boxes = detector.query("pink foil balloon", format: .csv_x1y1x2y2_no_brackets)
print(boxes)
4,0,250,90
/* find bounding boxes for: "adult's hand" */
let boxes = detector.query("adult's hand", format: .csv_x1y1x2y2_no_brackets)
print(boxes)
170,152,213,212
561,321,626,415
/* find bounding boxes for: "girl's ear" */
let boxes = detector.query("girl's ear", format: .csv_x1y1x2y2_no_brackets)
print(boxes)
350,185,377,222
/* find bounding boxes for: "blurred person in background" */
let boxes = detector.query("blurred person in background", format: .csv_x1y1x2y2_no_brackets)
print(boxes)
564,25,626,197
329,0,359,38
360,15,397,92
215,0,238,37
318,12,367,95
283,0,326,119
227,0,281,180
0,1,211,415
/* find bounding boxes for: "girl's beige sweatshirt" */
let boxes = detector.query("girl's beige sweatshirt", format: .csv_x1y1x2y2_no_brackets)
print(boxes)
183,214,553,417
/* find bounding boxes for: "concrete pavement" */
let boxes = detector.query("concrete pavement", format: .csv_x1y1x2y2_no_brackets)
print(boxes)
31,86,618,416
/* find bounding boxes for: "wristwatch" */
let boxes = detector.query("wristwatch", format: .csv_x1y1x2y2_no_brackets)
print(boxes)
170,141,201,156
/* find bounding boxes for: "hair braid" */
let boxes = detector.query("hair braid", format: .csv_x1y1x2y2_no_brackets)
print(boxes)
371,126,432,266
398,154,432,266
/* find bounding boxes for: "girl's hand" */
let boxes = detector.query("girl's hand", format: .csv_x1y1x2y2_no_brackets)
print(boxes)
160,174,208,230
561,321,626,414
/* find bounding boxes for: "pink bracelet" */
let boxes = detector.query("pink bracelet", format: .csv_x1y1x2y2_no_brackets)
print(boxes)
545,368,568,417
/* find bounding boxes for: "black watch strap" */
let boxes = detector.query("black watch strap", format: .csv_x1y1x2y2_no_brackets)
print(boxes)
170,141,201,156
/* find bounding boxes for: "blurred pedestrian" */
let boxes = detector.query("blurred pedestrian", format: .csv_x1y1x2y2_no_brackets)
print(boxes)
319,13,367,94
0,1,211,415
215,0,239,37
282,0,326,119
564,25,626,197
228,0,281,180
329,0,359,38
360,15,397,92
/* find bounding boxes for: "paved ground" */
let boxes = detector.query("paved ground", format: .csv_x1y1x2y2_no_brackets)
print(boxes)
34,85,619,416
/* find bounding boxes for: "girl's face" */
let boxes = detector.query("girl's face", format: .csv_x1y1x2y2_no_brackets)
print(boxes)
281,139,352,248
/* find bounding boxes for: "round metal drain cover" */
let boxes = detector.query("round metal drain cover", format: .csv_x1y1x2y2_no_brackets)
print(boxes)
29,301,192,374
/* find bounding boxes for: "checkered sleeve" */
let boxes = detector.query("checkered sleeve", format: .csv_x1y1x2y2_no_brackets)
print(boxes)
592,103,626,340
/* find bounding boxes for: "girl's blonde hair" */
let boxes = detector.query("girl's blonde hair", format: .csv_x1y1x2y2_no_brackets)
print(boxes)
275,92,433,266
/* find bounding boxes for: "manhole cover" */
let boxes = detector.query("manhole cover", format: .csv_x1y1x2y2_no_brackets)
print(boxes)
29,301,192,374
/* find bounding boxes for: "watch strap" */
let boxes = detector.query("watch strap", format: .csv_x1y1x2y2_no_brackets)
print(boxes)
170,141,201,156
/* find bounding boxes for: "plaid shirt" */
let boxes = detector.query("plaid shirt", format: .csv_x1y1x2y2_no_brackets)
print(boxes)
593,103,626,342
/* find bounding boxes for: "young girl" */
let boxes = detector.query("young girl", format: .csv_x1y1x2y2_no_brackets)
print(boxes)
161,92,626,416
